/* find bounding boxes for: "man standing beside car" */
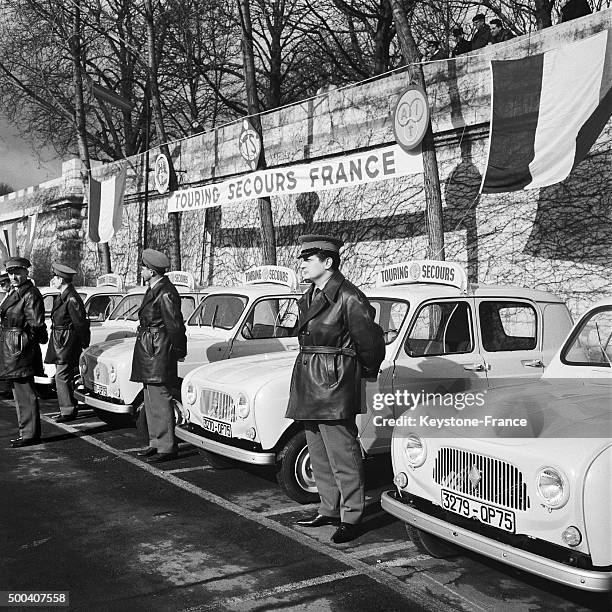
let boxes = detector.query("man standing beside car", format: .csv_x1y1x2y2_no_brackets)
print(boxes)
45,263,90,423
0,257,48,447
131,249,187,463
287,235,385,544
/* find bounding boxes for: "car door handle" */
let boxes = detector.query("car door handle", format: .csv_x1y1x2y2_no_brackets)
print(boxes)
522,359,544,368
287,344,299,351
463,363,488,372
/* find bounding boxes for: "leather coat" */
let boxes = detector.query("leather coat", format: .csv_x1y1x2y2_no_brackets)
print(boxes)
130,276,187,384
0,280,48,379
45,284,91,366
286,271,385,421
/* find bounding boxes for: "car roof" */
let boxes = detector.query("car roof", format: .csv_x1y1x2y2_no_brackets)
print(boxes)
366,282,565,303
203,283,300,298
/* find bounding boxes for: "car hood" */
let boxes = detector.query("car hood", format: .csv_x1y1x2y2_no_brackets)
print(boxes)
84,338,136,361
188,352,297,386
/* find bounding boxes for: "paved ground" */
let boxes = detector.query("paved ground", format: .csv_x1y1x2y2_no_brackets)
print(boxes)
1,398,610,612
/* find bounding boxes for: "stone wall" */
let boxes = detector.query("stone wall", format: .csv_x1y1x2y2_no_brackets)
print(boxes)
0,11,610,316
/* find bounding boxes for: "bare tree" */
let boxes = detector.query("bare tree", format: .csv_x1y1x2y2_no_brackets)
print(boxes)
0,182,14,195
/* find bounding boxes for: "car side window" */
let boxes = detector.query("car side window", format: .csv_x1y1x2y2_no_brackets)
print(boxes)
405,301,473,357
241,298,299,340
562,307,612,366
479,301,537,352
180,296,195,320
86,295,112,322
369,299,409,344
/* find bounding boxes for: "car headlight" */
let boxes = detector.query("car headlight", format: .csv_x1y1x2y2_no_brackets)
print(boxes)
237,393,250,419
403,433,426,467
185,381,198,405
79,356,87,376
536,467,569,508
109,365,117,383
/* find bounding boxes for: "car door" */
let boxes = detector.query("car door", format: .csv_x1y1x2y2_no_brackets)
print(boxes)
475,299,543,381
228,296,300,358
391,297,488,419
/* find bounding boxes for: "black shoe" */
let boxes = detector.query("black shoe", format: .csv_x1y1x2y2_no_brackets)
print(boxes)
296,514,340,528
136,447,157,458
55,413,77,423
331,522,361,544
147,452,178,464
10,437,41,448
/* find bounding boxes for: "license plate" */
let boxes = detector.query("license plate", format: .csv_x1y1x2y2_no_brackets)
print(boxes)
93,383,107,396
202,417,232,438
441,489,515,533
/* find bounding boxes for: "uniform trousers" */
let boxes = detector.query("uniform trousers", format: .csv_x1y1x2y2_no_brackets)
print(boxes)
304,418,365,525
55,363,77,416
12,377,41,440
143,383,177,455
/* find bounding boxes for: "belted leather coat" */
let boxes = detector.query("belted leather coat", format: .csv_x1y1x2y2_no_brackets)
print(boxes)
286,271,385,421
130,276,187,384
44,284,91,366
0,280,48,379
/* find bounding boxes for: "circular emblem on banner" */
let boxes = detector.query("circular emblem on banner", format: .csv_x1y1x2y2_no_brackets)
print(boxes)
393,86,429,151
409,262,422,281
239,119,262,171
154,153,170,194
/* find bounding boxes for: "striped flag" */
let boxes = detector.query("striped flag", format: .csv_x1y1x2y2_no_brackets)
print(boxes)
24,214,37,258
481,30,612,193
88,167,127,243
0,224,17,260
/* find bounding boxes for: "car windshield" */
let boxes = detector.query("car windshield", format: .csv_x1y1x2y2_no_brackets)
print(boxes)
187,294,248,330
108,295,144,321
562,306,612,367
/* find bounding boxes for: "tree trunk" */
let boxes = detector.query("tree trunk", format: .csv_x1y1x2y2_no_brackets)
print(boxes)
238,0,277,265
144,0,181,270
70,1,112,272
387,0,445,261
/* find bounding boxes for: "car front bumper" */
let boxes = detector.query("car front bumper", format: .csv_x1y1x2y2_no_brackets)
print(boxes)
381,490,612,593
74,389,133,414
175,425,276,465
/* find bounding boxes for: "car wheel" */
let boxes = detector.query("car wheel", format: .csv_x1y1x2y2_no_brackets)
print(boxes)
405,523,458,558
276,430,320,504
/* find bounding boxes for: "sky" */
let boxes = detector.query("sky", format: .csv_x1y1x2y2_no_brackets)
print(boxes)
0,116,63,192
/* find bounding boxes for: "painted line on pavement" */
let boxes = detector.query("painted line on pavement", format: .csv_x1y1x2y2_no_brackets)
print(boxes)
42,416,489,612
260,503,319,516
179,570,362,612
165,466,212,474
349,541,415,559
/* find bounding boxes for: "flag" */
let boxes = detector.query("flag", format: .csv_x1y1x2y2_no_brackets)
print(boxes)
481,29,612,193
0,224,17,260
24,214,37,258
88,166,127,243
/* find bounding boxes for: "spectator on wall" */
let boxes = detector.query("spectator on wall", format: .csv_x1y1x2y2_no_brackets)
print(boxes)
490,19,515,44
470,13,492,50
560,0,592,23
451,26,472,56
424,39,447,61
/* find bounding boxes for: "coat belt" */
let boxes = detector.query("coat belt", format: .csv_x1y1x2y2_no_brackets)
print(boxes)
139,324,165,332
299,345,356,357
52,325,72,330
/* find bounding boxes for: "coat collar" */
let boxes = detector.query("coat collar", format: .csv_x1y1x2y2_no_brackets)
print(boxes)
0,280,33,313
298,270,345,331
139,276,170,310
51,284,77,315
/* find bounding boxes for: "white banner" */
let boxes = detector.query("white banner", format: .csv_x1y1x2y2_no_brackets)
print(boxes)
167,143,423,213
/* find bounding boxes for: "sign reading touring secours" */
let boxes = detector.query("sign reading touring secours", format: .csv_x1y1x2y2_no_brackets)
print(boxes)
167,144,423,213
166,270,196,290
243,266,298,290
377,260,467,291
96,273,124,290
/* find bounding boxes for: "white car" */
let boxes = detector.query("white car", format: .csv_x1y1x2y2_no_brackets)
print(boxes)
176,260,573,503
381,298,612,592
75,266,304,425
36,272,207,390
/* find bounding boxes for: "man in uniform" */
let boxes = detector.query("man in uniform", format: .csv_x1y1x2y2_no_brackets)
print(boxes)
287,235,385,543
0,257,48,447
130,249,187,463
44,263,90,422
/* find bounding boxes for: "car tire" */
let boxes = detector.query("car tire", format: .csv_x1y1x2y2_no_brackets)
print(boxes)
405,523,459,558
276,430,320,504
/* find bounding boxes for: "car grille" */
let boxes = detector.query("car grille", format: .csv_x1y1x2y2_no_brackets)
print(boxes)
84,356,108,386
433,447,530,511
200,389,236,423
